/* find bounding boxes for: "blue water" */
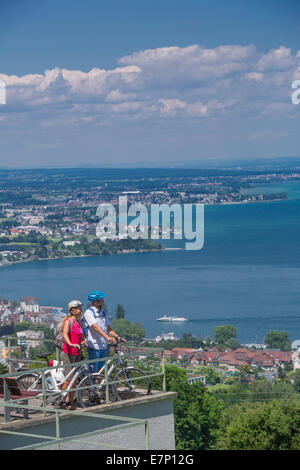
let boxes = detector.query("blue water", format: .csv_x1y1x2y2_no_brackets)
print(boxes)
1,181,300,344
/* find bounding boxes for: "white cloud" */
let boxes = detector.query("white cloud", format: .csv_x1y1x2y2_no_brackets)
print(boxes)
105,89,137,102
0,43,299,125
159,98,187,115
257,46,296,72
245,72,264,82
251,129,287,139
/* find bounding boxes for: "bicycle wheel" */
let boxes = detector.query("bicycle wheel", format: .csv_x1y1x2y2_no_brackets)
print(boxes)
76,373,118,408
114,367,151,400
16,373,44,415
17,373,41,391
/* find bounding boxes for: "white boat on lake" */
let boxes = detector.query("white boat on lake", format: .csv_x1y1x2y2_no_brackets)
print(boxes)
156,315,188,322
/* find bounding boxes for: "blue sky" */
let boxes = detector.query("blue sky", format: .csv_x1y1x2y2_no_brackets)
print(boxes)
0,0,299,167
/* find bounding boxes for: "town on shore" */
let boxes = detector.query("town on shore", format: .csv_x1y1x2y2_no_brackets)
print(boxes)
2,292,300,451
1,294,299,386
0,167,294,266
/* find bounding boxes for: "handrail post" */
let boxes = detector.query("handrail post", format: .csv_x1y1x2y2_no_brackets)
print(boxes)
42,371,47,416
7,337,12,373
55,411,61,450
162,350,166,392
145,421,150,450
105,358,110,404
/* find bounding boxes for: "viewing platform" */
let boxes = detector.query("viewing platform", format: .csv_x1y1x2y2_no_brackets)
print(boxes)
0,336,176,450
0,389,177,450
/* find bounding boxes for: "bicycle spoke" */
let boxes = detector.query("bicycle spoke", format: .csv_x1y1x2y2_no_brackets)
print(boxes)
16,373,44,415
76,373,117,408
114,368,151,400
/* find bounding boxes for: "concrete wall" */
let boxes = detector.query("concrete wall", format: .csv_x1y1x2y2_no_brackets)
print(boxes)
0,393,176,450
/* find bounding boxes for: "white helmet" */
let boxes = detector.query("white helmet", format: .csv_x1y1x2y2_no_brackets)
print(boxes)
68,300,82,311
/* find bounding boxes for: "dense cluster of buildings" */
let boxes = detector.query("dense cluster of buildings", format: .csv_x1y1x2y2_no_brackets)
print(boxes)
1,290,300,377
163,346,299,372
0,296,64,329
1,170,298,262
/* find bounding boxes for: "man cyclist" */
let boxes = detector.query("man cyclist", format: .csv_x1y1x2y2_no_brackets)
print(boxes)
83,290,126,372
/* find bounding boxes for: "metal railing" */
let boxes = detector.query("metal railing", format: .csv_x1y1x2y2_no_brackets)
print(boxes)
0,398,151,450
0,335,167,450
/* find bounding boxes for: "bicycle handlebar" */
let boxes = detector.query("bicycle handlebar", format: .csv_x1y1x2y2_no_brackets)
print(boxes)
110,337,126,346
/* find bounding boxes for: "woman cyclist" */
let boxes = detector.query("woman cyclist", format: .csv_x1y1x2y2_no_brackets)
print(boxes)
60,300,87,409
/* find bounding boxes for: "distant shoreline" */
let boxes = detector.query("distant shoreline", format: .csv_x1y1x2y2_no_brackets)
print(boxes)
0,195,287,270
218,197,286,205
0,246,184,269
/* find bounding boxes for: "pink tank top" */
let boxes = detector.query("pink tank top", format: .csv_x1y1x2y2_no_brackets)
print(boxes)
62,319,83,356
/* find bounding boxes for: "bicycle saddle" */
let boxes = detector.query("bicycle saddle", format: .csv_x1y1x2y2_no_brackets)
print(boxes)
37,353,53,359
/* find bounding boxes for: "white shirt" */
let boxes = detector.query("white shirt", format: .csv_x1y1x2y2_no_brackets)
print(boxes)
83,306,110,350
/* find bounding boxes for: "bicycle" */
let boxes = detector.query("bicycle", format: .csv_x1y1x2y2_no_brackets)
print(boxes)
80,339,151,403
16,349,117,411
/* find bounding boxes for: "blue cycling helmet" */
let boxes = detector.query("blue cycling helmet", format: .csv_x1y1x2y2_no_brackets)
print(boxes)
88,290,107,302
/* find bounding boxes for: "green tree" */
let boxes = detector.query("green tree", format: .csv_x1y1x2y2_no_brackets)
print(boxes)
293,369,300,393
151,364,222,449
110,318,145,342
212,381,251,406
250,377,272,401
213,325,239,350
238,364,251,380
35,245,48,258
196,366,221,385
167,365,222,449
176,332,204,349
264,330,291,351
217,400,300,450
116,304,126,319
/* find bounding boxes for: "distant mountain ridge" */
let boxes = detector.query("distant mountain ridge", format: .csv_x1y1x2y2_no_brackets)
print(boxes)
1,156,300,171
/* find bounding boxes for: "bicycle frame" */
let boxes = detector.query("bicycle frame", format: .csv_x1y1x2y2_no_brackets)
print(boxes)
95,348,130,388
27,362,88,401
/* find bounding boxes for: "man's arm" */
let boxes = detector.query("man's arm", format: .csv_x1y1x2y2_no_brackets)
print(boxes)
92,323,117,343
107,326,126,343
84,309,116,344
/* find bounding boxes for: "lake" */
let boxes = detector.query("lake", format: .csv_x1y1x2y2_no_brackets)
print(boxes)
1,181,300,344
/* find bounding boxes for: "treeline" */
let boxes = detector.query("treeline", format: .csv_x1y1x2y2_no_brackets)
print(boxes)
0,233,164,260
0,321,56,364
48,237,163,258
262,192,288,200
148,364,300,450
143,325,292,352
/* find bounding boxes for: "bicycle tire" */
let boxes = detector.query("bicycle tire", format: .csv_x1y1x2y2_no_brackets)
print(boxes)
16,373,44,415
17,373,40,391
114,367,151,400
76,373,118,408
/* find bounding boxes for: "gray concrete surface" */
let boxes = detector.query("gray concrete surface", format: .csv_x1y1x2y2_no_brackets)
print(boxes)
0,391,177,450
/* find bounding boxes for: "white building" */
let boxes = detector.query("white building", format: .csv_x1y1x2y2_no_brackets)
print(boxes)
20,296,39,313
188,375,206,385
63,240,80,247
155,332,178,343
292,351,300,371
16,330,44,348
292,340,300,352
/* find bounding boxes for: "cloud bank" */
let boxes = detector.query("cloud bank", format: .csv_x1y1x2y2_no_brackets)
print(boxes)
0,44,299,126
